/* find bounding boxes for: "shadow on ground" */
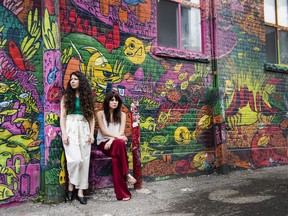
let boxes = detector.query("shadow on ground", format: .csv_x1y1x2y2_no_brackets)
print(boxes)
156,177,288,216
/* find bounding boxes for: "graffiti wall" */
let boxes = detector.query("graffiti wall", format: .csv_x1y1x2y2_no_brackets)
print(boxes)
58,0,215,185
43,2,65,203
0,0,286,206
0,0,43,206
215,0,288,169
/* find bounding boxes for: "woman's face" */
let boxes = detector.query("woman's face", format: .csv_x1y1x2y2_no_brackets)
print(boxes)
70,74,80,89
109,97,119,109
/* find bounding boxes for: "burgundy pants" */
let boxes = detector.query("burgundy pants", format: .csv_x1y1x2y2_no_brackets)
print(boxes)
98,139,131,200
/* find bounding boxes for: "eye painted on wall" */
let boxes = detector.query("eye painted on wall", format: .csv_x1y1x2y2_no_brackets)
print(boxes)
129,43,135,49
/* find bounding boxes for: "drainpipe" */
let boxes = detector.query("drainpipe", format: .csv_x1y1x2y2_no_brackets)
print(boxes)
130,100,142,189
210,0,229,174
210,0,217,86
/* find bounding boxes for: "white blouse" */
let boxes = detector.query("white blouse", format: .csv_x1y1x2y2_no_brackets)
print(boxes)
97,113,120,145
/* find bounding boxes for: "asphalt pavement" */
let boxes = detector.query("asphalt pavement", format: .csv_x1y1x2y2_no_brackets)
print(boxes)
0,165,287,216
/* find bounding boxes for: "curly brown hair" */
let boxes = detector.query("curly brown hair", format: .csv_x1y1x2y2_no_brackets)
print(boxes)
63,71,95,120
103,91,122,126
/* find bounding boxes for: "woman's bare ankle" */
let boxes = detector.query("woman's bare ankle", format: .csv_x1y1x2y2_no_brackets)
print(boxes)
68,183,74,191
78,189,84,197
126,174,137,184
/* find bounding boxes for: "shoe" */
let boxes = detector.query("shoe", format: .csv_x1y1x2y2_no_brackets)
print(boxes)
66,190,74,202
77,196,87,205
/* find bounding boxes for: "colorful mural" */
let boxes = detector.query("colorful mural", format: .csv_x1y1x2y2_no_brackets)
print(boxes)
0,0,287,206
58,0,215,184
42,2,66,202
216,0,288,169
0,0,43,206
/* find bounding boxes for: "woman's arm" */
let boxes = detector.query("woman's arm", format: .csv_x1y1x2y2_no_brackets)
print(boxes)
89,116,95,135
118,111,126,136
88,116,95,144
112,112,128,142
60,97,68,145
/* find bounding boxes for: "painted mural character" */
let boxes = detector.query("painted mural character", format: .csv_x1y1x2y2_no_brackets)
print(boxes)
124,37,151,65
115,36,164,84
224,79,235,100
96,91,136,201
225,85,278,127
191,105,214,148
69,42,123,101
60,71,95,205
251,123,288,167
82,47,122,92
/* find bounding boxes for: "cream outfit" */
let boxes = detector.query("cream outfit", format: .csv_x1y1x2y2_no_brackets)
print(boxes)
63,114,91,189
97,113,120,145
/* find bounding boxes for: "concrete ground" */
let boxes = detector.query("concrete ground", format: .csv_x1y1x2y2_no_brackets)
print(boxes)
0,165,287,216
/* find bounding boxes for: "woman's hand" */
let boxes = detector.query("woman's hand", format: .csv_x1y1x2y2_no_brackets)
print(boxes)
104,138,114,150
88,134,95,145
115,135,128,142
62,133,69,145
121,135,128,142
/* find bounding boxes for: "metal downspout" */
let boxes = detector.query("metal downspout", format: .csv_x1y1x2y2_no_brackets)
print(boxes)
210,0,229,174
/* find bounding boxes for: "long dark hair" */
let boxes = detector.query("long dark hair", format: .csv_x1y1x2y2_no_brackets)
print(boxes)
103,91,122,125
63,71,95,120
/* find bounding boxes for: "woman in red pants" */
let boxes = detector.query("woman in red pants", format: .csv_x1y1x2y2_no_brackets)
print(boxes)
96,91,136,201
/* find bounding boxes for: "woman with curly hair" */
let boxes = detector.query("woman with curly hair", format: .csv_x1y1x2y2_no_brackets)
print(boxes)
96,91,136,201
60,71,95,204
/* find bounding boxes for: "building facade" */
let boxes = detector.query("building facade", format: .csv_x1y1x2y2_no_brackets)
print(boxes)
0,0,287,205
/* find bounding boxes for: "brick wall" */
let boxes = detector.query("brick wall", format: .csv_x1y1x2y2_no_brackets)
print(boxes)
0,0,43,206
216,1,288,169
0,0,287,206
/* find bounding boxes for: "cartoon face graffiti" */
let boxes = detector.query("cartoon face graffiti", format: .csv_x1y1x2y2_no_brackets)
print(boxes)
192,105,213,140
174,126,191,145
83,47,121,93
197,114,212,130
157,109,171,124
192,152,206,170
124,37,151,64
224,79,235,96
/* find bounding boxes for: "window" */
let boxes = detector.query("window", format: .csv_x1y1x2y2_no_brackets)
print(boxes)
157,0,202,52
264,0,288,65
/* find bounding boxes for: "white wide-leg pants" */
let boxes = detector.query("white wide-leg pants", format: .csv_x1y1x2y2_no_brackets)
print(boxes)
63,114,91,189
